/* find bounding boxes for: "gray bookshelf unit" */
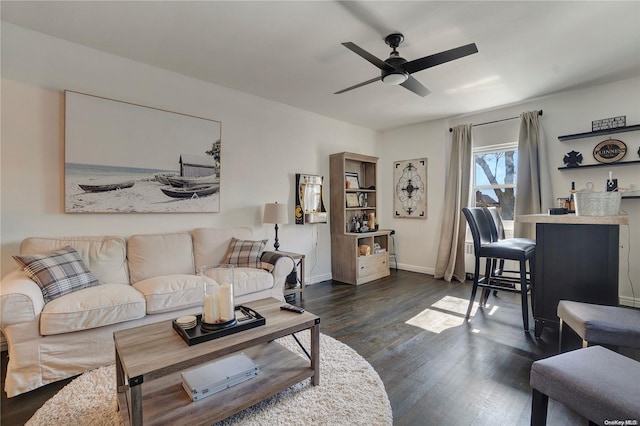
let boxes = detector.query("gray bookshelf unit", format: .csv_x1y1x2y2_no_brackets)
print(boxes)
329,152,390,285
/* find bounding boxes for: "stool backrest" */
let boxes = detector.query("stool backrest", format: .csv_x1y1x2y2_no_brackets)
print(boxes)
462,207,494,254
483,207,506,241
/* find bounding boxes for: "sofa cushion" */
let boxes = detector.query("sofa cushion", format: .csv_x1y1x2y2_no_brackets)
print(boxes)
13,246,101,303
192,227,252,272
20,236,129,285
133,274,203,314
200,267,273,298
233,267,274,296
127,232,195,283
223,238,267,269
39,284,146,335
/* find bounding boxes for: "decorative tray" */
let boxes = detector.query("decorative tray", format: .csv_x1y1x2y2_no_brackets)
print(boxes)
172,306,265,346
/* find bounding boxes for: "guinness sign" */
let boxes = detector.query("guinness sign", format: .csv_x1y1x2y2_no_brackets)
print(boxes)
593,139,626,164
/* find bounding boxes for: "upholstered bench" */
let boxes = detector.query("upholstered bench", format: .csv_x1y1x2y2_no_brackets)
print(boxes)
530,345,640,425
557,300,640,351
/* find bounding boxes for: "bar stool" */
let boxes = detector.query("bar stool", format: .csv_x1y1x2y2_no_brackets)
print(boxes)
462,207,536,331
482,207,536,301
388,230,397,270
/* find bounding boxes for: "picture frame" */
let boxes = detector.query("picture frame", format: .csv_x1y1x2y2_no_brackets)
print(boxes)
346,193,360,208
345,172,360,189
64,91,221,213
393,158,427,219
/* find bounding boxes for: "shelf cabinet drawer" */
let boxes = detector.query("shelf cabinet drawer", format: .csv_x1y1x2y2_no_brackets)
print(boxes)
357,253,388,279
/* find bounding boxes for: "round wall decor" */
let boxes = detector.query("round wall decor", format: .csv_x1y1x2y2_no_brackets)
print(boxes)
593,139,626,163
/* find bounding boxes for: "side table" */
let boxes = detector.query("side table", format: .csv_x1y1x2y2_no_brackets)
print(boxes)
279,251,306,301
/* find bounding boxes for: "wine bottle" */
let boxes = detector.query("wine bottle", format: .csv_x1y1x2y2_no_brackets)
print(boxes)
568,181,576,213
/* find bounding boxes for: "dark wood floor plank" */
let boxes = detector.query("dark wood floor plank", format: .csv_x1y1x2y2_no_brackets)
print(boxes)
3,270,638,425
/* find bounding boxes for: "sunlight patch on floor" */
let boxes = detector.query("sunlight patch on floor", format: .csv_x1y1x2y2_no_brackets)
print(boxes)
406,295,478,334
406,295,503,333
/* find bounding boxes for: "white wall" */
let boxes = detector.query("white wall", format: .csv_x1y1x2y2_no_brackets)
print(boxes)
378,119,450,275
382,76,640,304
0,23,378,283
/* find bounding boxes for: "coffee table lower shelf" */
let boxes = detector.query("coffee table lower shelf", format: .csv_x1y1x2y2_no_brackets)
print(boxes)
117,341,313,426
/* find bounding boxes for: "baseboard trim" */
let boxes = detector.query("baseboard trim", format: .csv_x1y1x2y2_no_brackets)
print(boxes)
619,295,640,308
307,272,332,286
394,264,435,276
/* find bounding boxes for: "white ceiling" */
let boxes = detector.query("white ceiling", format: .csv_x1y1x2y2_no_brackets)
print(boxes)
2,1,639,131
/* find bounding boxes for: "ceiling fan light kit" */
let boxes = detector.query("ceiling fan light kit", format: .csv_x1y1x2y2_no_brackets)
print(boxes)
336,32,478,97
382,70,408,85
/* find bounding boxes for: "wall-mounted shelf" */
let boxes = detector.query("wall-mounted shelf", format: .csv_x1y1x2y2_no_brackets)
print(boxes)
558,159,640,170
558,124,640,141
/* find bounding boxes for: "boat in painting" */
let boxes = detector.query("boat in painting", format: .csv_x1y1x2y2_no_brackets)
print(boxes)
154,173,178,185
161,184,220,199
166,175,218,188
78,181,135,192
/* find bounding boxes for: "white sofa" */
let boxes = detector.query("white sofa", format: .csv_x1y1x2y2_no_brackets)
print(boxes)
0,227,294,397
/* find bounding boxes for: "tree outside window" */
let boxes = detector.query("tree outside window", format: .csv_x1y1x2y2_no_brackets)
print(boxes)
473,144,518,225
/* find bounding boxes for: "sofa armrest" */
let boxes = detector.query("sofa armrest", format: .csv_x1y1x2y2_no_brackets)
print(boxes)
261,251,295,292
0,270,45,329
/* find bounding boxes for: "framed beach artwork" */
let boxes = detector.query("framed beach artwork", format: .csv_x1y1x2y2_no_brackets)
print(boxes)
65,91,221,213
393,158,427,219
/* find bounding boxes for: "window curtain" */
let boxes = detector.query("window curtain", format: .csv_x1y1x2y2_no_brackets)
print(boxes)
435,124,472,282
514,110,553,238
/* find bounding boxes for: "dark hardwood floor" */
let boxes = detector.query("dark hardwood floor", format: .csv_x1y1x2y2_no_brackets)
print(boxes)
3,270,638,425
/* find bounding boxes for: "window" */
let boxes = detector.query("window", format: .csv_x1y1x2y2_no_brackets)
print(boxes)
472,142,518,237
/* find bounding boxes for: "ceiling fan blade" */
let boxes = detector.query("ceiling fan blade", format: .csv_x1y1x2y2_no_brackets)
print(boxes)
342,42,392,71
403,43,478,74
400,75,431,97
336,1,393,36
334,76,382,94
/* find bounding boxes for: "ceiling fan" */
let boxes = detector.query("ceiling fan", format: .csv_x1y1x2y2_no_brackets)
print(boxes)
335,33,478,97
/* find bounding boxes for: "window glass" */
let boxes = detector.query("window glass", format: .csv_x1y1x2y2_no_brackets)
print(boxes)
473,143,518,236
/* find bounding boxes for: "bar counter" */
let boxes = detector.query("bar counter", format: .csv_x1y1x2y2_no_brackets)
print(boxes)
516,213,628,337
517,213,628,226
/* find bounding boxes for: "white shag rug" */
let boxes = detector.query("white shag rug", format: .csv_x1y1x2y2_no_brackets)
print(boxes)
27,333,392,426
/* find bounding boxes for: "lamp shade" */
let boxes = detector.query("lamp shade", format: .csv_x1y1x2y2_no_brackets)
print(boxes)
263,203,289,224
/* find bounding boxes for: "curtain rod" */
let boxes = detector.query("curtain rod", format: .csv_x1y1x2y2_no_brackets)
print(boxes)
449,109,543,132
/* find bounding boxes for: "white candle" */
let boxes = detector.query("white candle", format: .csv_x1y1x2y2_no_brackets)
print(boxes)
219,283,235,322
203,294,219,324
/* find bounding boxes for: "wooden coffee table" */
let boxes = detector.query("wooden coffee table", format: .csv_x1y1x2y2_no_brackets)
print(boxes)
114,298,320,426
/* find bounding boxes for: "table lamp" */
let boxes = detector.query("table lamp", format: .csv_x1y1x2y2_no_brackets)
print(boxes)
263,202,289,250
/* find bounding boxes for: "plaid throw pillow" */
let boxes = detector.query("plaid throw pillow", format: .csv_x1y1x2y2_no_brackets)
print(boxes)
223,238,267,269
13,246,100,303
